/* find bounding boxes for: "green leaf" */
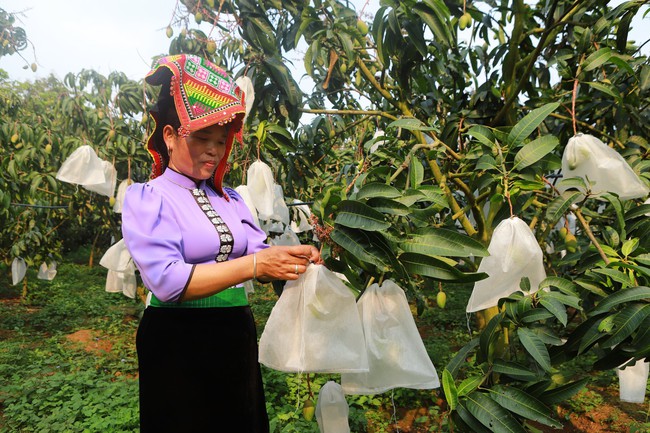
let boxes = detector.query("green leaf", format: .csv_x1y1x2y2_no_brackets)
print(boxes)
539,378,589,406
492,359,539,381
585,81,622,100
582,47,612,72
513,135,559,170
386,117,435,131
591,268,632,288
400,252,488,282
366,197,410,216
622,238,639,258
442,369,458,410
640,65,650,91
457,401,494,433
468,125,496,148
600,303,650,349
544,191,582,224
409,157,424,188
518,328,552,372
539,276,579,296
330,227,390,271
488,386,562,428
555,177,587,191
458,375,485,397
356,182,402,200
446,338,479,378
540,290,582,310
401,227,489,258
413,0,452,49
507,102,560,147
590,286,650,316
334,200,391,231
476,155,498,171
538,296,568,326
464,391,528,433
479,312,504,363
601,192,626,239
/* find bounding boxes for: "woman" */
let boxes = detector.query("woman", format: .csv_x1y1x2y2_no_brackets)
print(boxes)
122,54,321,432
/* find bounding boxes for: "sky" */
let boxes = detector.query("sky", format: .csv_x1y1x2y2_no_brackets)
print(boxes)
1,0,180,82
1,0,648,85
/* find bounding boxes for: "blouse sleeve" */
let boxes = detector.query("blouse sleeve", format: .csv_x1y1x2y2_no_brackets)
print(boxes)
226,187,269,254
121,183,194,302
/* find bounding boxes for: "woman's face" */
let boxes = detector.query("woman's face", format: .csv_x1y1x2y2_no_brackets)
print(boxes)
164,123,229,180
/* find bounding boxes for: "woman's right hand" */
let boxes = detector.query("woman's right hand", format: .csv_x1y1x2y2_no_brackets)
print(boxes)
255,245,322,281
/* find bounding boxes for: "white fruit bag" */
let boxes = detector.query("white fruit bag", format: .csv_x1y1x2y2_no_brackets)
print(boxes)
37,261,57,281
316,381,350,433
258,264,368,373
291,199,313,233
56,145,106,186
83,159,117,197
247,160,275,219
234,184,260,227
341,280,440,394
269,227,300,246
100,239,137,298
11,257,26,286
113,179,130,213
235,75,255,122
559,133,649,200
618,359,649,403
269,184,290,226
466,217,547,313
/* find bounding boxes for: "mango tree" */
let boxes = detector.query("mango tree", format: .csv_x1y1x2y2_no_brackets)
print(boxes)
166,0,650,430
0,70,149,296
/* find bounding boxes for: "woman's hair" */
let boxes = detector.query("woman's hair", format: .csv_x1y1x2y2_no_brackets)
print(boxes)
150,79,180,170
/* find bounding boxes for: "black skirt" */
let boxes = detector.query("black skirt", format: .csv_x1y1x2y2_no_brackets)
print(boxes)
136,306,269,433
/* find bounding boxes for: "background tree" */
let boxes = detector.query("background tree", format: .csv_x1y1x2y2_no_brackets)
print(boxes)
165,0,650,430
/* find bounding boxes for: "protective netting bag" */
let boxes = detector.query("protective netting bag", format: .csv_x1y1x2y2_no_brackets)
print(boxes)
618,359,649,403
113,179,130,213
341,279,440,395
235,76,255,123
56,145,105,186
269,184,290,226
247,160,275,219
316,381,350,433
37,261,57,281
99,239,137,298
559,133,649,200
291,199,313,233
269,227,300,246
83,159,117,197
258,264,369,373
466,216,547,313
11,257,26,286
234,184,260,227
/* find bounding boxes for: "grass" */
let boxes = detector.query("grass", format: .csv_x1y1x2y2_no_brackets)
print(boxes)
1,252,650,432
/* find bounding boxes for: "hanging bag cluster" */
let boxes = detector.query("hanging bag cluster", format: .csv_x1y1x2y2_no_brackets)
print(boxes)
466,216,546,313
258,264,369,373
341,279,440,395
559,133,649,200
56,145,117,197
99,239,137,298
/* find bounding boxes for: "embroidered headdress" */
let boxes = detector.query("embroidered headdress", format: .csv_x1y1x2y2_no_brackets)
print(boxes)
145,54,246,196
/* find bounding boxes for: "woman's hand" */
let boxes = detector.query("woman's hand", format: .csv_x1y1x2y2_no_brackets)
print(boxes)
255,245,323,281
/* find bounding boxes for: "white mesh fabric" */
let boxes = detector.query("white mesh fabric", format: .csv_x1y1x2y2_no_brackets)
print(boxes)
316,381,350,433
246,160,275,218
559,133,649,200
258,264,369,373
341,280,440,395
466,216,547,313
56,145,106,185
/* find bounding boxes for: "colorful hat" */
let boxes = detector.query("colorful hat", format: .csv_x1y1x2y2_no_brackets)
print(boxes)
145,54,246,196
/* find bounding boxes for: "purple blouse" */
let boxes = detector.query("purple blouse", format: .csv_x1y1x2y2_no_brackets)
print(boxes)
121,169,268,302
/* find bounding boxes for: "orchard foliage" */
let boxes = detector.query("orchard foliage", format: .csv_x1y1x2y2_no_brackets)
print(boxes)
170,0,650,431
